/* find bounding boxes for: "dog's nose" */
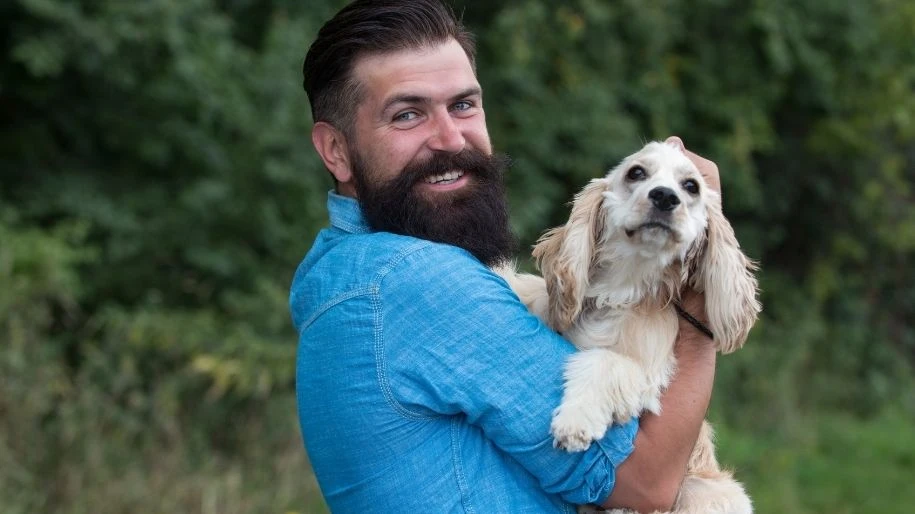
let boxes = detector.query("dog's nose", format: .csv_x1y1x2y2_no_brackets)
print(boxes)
648,187,681,211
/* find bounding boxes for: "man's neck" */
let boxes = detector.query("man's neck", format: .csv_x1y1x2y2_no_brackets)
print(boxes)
336,182,358,198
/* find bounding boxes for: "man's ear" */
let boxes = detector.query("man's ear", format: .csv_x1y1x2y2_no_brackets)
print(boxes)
312,121,354,185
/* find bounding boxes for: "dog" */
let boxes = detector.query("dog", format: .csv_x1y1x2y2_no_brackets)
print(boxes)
498,140,760,513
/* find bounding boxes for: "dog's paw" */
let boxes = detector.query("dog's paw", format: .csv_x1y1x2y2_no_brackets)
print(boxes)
607,402,641,425
599,387,642,426
638,389,662,417
550,404,608,452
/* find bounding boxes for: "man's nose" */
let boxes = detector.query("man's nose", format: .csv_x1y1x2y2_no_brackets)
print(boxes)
427,113,466,153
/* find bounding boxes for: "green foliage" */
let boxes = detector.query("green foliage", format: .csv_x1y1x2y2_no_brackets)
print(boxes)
474,0,915,415
2,0,914,512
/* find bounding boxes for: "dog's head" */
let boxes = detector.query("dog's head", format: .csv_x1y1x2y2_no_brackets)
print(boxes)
533,141,760,352
606,141,709,258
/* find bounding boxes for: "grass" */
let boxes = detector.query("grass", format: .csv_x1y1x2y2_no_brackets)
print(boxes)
2,374,910,514
715,409,915,514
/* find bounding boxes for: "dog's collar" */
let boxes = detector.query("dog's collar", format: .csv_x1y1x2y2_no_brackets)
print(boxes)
673,303,714,340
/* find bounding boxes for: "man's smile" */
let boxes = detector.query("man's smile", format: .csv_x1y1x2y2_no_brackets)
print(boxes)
425,170,464,184
421,170,469,191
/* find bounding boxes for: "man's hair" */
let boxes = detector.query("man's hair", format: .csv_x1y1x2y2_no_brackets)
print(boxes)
302,0,476,136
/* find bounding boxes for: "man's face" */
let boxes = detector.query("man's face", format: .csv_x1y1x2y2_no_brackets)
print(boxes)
342,39,515,265
347,39,492,193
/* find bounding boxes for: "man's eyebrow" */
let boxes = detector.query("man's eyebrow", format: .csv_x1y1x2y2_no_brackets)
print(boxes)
450,86,482,102
382,94,429,113
381,87,482,114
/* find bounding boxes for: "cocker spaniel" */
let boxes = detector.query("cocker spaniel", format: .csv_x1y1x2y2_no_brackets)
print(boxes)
499,140,760,513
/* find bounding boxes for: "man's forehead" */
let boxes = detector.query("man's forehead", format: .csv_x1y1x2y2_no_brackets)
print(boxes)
351,40,478,102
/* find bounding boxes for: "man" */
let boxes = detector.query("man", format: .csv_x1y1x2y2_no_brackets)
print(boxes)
290,0,720,511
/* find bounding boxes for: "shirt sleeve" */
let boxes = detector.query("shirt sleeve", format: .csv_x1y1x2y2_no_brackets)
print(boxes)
377,242,639,506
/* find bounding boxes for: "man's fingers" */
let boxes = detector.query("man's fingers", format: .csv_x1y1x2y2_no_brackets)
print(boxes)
666,136,721,194
665,136,685,152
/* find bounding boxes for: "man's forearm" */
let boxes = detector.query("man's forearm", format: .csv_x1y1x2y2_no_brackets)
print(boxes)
603,293,717,512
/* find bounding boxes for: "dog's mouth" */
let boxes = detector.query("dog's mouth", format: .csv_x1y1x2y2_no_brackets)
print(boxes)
625,222,675,238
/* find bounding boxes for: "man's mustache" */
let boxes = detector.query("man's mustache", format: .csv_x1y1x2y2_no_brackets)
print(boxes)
398,150,512,185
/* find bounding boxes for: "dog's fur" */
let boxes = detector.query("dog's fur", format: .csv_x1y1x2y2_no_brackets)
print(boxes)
498,141,760,514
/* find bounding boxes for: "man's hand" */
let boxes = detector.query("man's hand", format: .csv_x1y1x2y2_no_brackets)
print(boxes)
666,136,721,195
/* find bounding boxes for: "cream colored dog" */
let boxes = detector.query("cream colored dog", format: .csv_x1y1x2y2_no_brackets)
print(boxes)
499,141,760,513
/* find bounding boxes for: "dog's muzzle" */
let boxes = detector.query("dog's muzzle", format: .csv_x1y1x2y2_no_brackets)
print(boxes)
648,187,681,212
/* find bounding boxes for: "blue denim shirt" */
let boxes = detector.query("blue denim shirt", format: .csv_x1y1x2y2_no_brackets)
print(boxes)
290,192,638,513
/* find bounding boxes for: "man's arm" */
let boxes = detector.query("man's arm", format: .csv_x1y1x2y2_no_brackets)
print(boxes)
602,287,716,512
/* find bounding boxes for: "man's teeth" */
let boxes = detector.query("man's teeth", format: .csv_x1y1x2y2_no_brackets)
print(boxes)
425,171,464,184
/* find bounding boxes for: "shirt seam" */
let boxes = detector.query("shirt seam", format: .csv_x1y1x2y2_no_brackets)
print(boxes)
593,426,636,464
297,287,375,330
332,219,369,234
591,421,638,505
372,240,452,421
326,190,370,234
450,418,475,514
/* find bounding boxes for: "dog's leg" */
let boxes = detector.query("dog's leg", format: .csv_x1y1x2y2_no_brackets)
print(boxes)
584,423,752,514
551,348,648,451
494,266,551,321
670,474,752,514
669,421,753,514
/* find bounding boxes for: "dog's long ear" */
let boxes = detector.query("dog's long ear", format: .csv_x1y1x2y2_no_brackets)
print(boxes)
533,178,607,332
689,190,761,353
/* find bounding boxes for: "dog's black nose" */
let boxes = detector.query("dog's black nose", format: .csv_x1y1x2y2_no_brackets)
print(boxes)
648,187,681,211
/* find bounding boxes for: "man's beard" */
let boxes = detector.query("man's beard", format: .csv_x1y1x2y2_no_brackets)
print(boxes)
351,148,517,267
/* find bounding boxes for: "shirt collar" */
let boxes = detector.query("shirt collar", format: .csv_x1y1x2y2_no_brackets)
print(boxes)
327,191,372,234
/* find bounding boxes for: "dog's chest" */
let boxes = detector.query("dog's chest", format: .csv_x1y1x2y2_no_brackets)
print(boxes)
568,306,678,384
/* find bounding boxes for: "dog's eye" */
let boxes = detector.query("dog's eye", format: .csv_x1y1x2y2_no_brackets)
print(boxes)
626,166,647,181
682,179,700,195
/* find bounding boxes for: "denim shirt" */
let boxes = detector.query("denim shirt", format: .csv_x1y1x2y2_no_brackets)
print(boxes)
290,192,639,513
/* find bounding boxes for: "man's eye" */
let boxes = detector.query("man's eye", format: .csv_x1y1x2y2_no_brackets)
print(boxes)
452,100,472,111
394,111,418,122
682,179,700,195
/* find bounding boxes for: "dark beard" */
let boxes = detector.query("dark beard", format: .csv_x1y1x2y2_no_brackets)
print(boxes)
351,149,517,267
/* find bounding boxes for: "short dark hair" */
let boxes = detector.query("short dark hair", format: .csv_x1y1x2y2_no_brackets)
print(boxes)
302,0,476,136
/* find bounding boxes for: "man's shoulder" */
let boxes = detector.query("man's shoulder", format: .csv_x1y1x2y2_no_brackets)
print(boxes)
315,229,486,281
290,229,502,328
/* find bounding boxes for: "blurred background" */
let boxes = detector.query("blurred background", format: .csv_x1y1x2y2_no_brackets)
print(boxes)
2,0,914,512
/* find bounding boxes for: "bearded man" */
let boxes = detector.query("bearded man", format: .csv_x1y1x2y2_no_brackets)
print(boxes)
290,1,721,512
